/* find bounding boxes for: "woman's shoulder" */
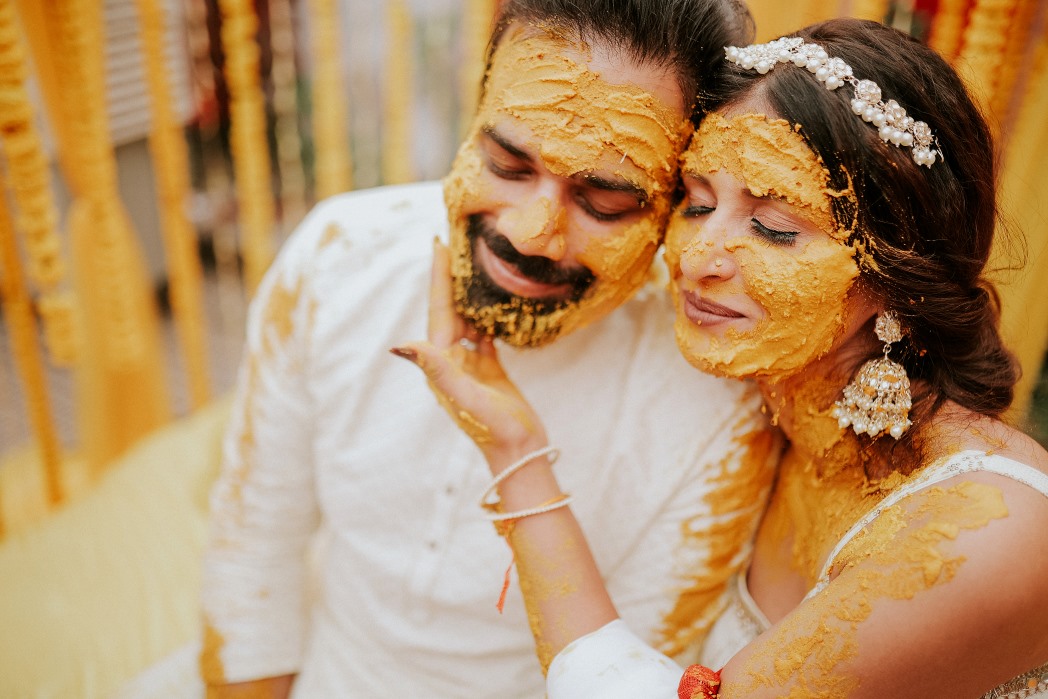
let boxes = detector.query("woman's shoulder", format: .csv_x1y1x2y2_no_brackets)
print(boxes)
820,421,1048,693
930,405,1048,478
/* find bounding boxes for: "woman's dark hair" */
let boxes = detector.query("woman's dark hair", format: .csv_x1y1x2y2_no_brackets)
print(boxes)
703,18,1020,471
484,0,755,112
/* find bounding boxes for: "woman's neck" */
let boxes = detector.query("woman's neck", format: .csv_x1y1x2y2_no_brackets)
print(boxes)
756,355,855,462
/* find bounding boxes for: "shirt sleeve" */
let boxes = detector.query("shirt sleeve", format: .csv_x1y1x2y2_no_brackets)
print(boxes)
547,619,684,698
198,223,324,684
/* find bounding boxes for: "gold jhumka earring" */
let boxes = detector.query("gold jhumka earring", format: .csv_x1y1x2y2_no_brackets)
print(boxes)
832,311,913,440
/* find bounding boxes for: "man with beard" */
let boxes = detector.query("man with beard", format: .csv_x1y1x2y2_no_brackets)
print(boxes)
200,1,777,697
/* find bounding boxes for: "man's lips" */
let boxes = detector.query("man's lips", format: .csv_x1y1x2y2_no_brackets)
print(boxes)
682,290,745,326
476,238,574,299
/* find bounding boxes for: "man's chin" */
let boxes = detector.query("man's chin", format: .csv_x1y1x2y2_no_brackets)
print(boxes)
454,298,572,348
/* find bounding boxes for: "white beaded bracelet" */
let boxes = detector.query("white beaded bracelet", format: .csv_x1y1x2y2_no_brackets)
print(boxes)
485,494,574,522
478,445,560,509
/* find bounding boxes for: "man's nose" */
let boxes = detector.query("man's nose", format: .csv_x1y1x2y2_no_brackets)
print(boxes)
496,194,568,261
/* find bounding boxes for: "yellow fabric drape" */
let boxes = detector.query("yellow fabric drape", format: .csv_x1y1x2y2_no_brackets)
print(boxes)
217,0,275,293
995,23,1048,419
459,0,496,139
748,0,842,42
135,0,211,410
308,0,353,198
18,0,171,472
382,0,414,185
850,0,891,21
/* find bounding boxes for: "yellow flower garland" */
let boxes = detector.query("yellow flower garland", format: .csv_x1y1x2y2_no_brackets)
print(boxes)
217,0,275,293
135,0,212,409
45,0,147,365
308,0,353,198
268,0,308,228
39,0,171,469
0,0,76,366
957,0,1018,109
989,0,1038,135
928,0,970,62
0,170,63,506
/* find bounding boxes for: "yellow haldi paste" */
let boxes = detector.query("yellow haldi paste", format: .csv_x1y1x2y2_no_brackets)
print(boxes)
666,113,861,379
444,27,689,346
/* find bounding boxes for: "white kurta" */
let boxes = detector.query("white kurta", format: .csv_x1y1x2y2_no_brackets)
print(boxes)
201,182,774,698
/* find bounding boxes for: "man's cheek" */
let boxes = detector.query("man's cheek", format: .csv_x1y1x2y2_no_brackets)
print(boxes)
577,213,663,283
444,144,486,220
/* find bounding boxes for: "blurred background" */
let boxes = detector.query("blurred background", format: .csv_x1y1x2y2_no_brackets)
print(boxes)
0,0,1045,695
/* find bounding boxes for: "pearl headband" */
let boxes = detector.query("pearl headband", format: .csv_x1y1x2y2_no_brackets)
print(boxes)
725,36,942,168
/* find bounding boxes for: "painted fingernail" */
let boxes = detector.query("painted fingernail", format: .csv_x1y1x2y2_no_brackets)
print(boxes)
390,347,418,362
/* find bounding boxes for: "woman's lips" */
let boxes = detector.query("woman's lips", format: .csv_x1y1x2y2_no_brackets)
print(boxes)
476,238,573,299
682,290,745,327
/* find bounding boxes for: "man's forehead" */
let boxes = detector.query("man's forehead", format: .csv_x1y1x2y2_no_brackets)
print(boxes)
487,24,685,115
480,29,689,188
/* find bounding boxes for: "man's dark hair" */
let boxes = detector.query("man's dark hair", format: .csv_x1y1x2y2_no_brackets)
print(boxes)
483,0,755,116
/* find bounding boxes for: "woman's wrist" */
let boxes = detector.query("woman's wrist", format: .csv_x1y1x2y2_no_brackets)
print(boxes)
485,433,551,476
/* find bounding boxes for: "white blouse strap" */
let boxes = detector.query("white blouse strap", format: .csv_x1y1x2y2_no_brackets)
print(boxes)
805,451,1048,600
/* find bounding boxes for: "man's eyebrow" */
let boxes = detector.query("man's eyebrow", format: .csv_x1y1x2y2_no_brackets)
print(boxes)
578,173,649,203
481,125,532,162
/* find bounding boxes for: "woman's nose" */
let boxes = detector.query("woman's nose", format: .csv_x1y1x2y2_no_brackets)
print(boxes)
678,228,735,282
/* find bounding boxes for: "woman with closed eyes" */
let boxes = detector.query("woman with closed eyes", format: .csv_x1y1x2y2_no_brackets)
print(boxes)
395,17,1048,698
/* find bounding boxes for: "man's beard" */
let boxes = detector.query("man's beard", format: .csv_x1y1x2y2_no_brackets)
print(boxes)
452,215,596,347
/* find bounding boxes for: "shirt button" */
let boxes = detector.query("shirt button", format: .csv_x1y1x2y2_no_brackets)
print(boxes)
427,540,438,550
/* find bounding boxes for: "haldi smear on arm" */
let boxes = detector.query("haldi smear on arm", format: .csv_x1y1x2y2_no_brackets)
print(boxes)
724,481,1009,698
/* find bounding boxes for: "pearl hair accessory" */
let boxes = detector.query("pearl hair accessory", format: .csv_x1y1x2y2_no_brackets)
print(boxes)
832,311,913,440
725,37,942,168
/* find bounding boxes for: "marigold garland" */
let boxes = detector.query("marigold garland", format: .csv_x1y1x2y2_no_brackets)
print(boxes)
135,0,212,408
0,170,63,506
37,0,171,469
928,0,970,61
45,0,147,366
217,0,275,293
308,0,353,198
0,0,77,366
957,0,1018,109
184,0,217,118
382,0,414,185
268,0,307,228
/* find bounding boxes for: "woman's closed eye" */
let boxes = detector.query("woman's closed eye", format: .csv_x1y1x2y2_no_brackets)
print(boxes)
751,217,799,246
681,203,715,218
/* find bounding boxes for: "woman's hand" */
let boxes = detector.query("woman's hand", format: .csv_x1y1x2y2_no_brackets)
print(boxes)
391,239,548,470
